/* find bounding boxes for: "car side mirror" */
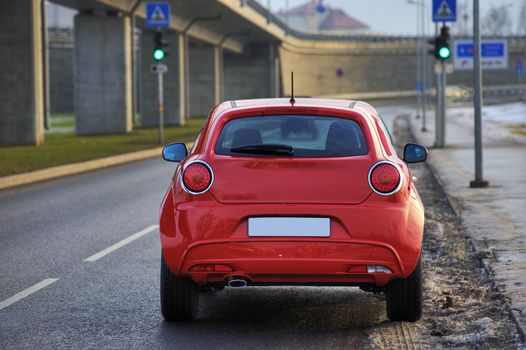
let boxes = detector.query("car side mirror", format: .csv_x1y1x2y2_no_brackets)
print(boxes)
162,143,187,162
403,143,428,163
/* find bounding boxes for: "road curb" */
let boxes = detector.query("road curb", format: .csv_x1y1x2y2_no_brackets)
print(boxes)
404,113,526,345
0,147,163,191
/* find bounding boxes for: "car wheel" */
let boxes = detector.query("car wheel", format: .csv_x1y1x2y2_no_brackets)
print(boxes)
385,257,422,322
160,253,199,322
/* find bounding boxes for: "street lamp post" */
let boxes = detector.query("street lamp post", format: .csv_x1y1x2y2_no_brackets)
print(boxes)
469,0,489,188
407,0,428,131
420,0,428,132
408,0,421,119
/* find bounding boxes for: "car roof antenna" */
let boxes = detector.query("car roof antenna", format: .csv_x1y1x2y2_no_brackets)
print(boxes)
289,71,295,106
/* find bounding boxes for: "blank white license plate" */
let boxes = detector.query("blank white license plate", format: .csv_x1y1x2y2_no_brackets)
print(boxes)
248,217,331,237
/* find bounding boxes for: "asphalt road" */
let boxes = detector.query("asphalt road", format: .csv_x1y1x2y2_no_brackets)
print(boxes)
2,107,520,349
0,110,413,349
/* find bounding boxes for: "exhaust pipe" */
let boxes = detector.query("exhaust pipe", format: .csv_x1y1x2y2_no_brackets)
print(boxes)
226,277,247,288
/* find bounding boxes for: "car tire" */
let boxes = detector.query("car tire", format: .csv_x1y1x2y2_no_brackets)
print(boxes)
160,253,199,322
385,257,422,322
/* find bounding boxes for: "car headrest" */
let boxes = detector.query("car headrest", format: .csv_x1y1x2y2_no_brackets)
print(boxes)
231,128,263,148
325,121,362,155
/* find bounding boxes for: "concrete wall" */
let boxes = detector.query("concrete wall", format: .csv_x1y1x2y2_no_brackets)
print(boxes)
280,46,418,97
0,0,44,146
280,38,526,97
49,43,74,113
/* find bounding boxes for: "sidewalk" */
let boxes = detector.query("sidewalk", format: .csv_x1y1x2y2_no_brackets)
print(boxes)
408,104,526,341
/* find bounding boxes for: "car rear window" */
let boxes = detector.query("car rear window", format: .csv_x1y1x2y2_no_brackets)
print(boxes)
215,115,368,157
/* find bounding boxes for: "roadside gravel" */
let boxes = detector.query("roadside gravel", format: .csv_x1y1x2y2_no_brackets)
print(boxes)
368,116,521,349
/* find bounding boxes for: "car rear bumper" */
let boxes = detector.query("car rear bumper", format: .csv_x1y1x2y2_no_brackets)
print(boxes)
174,239,405,286
160,193,424,287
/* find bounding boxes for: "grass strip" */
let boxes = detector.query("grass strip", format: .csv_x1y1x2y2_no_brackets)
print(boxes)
505,123,526,137
0,118,205,177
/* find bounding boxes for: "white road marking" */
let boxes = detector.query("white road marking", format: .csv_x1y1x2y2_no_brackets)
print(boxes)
0,278,59,311
83,224,159,262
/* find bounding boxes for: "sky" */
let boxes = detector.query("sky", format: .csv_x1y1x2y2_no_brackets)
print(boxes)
265,0,524,35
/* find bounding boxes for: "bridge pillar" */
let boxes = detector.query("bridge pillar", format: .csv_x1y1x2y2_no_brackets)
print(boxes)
214,45,223,106
223,42,280,100
140,31,185,126
186,41,215,118
74,12,132,135
0,0,44,146
269,43,281,98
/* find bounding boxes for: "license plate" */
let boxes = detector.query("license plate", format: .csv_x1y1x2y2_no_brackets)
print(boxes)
248,217,330,237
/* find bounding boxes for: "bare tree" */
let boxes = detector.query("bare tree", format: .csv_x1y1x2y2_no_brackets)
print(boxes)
482,4,512,36
518,0,526,35
450,1,470,36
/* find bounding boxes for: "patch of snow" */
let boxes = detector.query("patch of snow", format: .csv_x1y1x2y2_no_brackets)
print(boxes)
482,102,526,124
448,102,526,144
449,102,526,124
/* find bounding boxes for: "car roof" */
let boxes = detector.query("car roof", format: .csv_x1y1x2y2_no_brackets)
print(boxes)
212,98,379,121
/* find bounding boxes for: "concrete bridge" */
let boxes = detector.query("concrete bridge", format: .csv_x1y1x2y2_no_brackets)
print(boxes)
1,0,525,146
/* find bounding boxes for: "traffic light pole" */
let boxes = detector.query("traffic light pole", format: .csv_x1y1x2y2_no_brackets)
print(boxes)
157,69,164,145
432,23,450,149
435,60,447,148
435,60,446,148
151,28,169,144
433,22,442,147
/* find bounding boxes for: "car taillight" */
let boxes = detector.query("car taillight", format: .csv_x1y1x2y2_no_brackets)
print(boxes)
181,161,213,194
368,161,402,195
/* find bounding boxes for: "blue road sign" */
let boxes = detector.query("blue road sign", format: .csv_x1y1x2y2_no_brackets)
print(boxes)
454,39,508,70
516,58,525,76
316,3,326,13
416,81,424,93
432,0,456,22
146,2,170,28
456,42,506,58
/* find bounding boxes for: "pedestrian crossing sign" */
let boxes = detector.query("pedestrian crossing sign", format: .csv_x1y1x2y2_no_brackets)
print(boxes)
146,2,170,28
432,0,456,22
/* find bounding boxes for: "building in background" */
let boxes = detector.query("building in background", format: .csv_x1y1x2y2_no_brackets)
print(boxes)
278,0,369,33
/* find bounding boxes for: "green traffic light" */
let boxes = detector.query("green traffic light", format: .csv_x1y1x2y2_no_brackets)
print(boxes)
438,47,450,59
153,49,165,61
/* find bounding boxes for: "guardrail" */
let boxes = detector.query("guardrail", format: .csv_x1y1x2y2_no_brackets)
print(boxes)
483,84,526,97
314,84,526,102
316,90,418,100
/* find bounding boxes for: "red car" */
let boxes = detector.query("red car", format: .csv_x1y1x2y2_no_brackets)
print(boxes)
160,98,428,322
